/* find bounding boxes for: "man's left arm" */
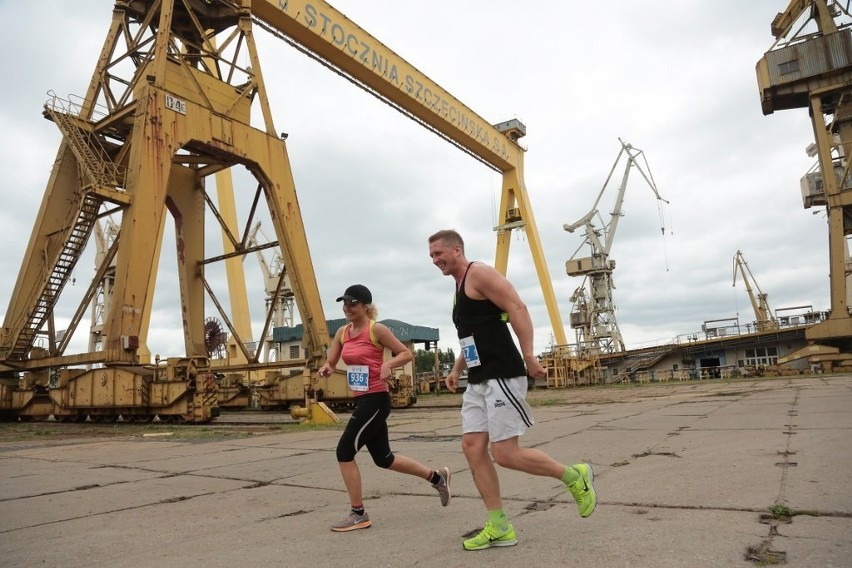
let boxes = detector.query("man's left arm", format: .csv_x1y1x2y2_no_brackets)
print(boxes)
475,267,546,378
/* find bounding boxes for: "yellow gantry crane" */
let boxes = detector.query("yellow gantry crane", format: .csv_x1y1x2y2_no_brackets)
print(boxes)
757,0,852,365
0,0,563,422
732,250,779,332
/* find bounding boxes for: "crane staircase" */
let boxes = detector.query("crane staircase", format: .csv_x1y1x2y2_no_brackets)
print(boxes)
607,343,677,384
2,95,126,362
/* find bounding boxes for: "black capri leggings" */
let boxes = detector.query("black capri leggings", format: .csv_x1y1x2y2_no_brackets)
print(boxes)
336,391,395,468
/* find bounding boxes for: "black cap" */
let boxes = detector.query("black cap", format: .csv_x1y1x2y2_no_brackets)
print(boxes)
336,284,372,304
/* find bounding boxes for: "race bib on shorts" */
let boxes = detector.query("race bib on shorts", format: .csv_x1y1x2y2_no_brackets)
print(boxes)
460,336,481,367
347,365,369,391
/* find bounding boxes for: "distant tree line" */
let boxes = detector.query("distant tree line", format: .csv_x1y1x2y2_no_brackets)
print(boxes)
413,348,456,374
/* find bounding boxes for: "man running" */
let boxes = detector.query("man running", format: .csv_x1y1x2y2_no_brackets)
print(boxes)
428,229,596,551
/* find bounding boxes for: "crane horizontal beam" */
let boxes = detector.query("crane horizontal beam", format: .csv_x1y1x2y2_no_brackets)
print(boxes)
251,0,522,171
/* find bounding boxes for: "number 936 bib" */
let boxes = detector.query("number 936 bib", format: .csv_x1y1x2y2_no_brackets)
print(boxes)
346,365,370,392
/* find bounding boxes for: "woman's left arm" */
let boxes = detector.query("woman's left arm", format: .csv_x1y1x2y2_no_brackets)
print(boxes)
373,323,413,381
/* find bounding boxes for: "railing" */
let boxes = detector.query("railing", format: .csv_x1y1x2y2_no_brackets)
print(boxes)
43,91,124,190
623,311,828,352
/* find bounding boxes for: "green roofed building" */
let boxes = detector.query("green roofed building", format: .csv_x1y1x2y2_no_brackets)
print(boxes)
272,318,439,362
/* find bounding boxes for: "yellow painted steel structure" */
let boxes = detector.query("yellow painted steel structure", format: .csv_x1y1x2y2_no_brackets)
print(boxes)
756,0,852,365
0,0,564,421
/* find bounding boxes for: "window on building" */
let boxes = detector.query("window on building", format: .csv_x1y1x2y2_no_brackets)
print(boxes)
745,346,778,367
779,59,799,75
289,345,300,360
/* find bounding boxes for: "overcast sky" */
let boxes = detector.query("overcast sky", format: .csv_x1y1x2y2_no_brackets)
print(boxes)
0,1,830,359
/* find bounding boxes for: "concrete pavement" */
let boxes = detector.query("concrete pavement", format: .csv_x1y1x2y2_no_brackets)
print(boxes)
1,375,850,567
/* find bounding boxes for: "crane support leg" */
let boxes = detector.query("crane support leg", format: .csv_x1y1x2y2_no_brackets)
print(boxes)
494,165,567,345
806,94,852,346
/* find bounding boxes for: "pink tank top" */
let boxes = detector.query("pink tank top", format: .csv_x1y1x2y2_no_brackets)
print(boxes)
341,323,388,395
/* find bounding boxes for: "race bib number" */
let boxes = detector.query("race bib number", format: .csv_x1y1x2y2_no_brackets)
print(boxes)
347,365,369,391
460,336,481,368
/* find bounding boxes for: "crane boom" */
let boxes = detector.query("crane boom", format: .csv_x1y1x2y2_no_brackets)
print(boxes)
770,0,838,39
564,139,667,255
252,0,517,170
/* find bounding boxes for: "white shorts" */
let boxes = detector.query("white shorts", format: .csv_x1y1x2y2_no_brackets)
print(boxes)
461,376,534,442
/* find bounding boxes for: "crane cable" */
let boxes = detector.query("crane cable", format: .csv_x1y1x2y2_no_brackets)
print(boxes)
657,199,670,272
637,150,671,272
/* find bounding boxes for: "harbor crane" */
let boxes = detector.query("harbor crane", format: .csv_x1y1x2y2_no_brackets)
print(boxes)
87,219,120,356
247,221,295,362
757,0,852,366
564,138,668,355
732,250,779,332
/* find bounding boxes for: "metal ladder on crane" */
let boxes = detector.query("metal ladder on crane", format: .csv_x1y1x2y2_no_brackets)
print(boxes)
3,95,123,361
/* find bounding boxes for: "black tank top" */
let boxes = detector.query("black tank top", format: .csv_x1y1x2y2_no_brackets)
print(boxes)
453,262,526,383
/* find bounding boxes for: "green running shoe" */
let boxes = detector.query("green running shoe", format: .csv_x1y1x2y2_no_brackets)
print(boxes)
462,520,517,551
566,463,597,518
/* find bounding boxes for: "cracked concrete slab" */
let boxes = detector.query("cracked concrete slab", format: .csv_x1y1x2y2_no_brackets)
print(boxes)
0,375,849,567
